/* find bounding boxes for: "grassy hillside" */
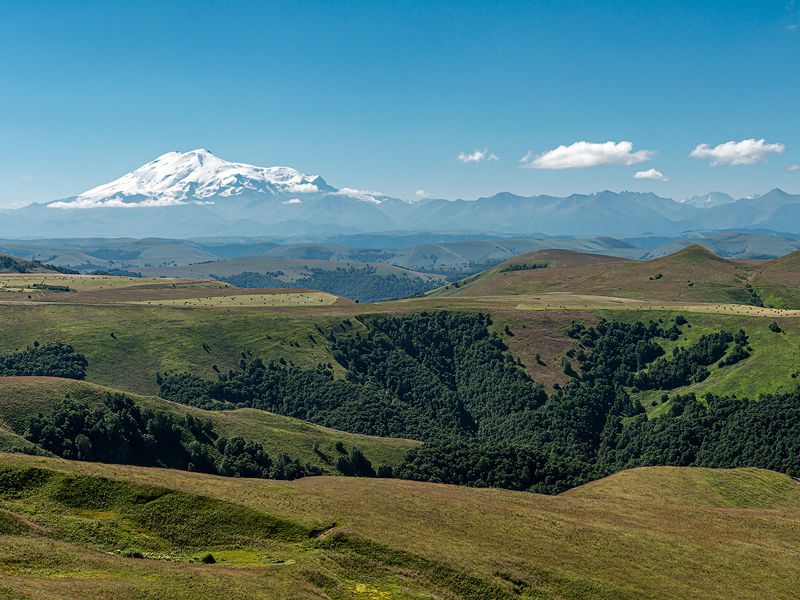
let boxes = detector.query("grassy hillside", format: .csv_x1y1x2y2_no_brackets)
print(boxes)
3,248,800,598
0,273,234,303
751,250,800,308
439,245,769,304
0,253,64,274
1,287,799,404
127,290,339,307
583,310,800,411
0,377,417,472
137,256,443,281
437,245,800,311
136,257,447,303
1,250,800,403
1,454,799,599
0,304,347,394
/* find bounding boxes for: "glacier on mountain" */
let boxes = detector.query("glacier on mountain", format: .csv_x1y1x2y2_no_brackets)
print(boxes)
50,149,335,209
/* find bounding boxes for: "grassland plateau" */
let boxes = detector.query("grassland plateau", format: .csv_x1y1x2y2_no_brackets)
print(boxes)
2,245,800,598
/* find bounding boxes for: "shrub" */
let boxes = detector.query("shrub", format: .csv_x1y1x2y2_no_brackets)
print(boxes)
376,465,394,478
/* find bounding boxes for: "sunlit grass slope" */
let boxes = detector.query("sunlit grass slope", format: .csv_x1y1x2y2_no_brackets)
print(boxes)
0,377,417,471
127,291,338,307
1,454,799,599
0,304,346,394
591,310,800,412
439,246,764,303
437,246,800,310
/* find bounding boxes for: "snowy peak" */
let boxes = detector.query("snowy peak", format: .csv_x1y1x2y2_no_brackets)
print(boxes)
50,149,337,209
680,192,736,209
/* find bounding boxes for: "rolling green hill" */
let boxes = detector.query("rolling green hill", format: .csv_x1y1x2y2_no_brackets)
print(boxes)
438,245,769,304
137,255,442,281
1,454,799,599
1,268,800,406
0,377,417,472
3,247,800,597
0,253,64,274
750,250,800,308
436,245,800,309
0,304,346,394
140,257,446,303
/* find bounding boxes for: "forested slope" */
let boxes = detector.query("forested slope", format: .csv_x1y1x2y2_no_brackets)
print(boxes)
155,312,800,492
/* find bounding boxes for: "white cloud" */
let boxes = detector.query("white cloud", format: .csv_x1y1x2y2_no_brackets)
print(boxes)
48,196,214,209
19,175,33,181
634,168,669,182
690,138,785,166
457,149,499,163
281,198,302,204
519,141,654,169
285,182,320,194
789,164,800,172
414,189,430,198
332,187,384,204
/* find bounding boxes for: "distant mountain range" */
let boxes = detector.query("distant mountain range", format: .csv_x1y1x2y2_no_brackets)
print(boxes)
4,231,800,279
2,149,800,238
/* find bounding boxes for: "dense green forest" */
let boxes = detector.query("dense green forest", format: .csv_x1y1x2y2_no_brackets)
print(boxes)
0,342,87,379
14,313,800,492
159,312,547,441
214,266,440,302
157,312,800,492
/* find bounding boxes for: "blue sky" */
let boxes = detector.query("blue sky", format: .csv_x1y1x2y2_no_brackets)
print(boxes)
1,0,798,207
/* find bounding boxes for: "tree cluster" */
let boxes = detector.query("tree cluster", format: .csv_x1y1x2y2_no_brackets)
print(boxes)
0,342,87,379
634,331,733,390
25,394,321,480
605,392,800,476
499,262,548,273
214,266,439,302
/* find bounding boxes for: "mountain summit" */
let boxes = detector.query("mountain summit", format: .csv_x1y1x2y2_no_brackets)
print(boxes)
50,149,336,209
680,192,736,209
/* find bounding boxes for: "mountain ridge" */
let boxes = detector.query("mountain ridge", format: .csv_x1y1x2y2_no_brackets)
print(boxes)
2,149,799,238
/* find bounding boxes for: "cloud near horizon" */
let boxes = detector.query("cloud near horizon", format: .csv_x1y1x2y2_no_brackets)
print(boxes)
519,141,654,169
690,138,785,166
331,187,384,204
634,168,668,182
48,196,213,209
457,149,499,163
789,164,800,172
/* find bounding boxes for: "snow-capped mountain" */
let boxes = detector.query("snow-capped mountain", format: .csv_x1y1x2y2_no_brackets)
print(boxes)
50,149,337,209
680,192,736,209
1,149,799,238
